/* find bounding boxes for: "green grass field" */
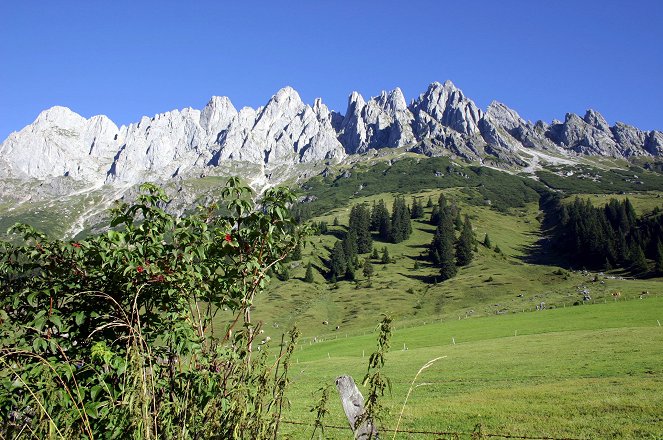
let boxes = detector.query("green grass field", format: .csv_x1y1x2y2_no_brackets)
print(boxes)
278,296,663,439
251,186,663,344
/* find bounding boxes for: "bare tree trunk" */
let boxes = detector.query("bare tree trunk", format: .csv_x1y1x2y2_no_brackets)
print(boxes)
335,375,379,440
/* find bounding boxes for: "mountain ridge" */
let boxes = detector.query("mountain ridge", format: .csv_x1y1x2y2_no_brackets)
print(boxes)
1,81,662,188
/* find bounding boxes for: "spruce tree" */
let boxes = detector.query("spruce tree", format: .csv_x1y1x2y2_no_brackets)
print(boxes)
371,199,391,240
426,196,433,208
292,241,302,261
411,197,425,219
381,247,391,264
483,233,491,248
362,259,374,280
304,261,314,283
654,239,663,274
390,196,411,243
328,240,347,280
349,204,372,253
630,244,649,273
343,230,358,267
430,205,441,226
438,214,457,281
456,215,474,266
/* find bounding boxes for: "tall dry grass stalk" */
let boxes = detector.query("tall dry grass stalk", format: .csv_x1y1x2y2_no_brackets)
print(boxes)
392,355,446,439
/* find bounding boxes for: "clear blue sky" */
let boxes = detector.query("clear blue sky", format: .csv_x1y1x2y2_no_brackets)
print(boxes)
1,1,662,140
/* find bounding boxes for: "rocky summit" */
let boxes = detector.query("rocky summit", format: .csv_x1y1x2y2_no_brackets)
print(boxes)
1,81,662,187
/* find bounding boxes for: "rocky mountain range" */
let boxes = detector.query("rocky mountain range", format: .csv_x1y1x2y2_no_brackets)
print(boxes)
2,80,662,190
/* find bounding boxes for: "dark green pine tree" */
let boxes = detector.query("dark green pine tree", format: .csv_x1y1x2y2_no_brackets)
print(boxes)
381,247,391,264
389,196,412,243
456,215,474,266
304,261,314,283
429,227,444,265
438,193,448,209
426,196,433,208
430,205,441,226
410,197,425,219
349,204,373,254
328,240,347,280
630,243,649,273
483,233,491,248
292,240,302,261
343,229,358,267
362,259,374,280
654,239,663,274
437,211,457,280
371,199,391,240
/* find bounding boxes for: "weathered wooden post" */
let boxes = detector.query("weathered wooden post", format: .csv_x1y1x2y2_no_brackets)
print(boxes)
335,375,379,439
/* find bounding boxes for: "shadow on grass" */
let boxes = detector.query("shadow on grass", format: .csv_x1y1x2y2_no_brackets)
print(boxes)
399,272,440,284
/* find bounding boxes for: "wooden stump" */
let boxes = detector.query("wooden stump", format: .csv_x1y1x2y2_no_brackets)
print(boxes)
335,375,379,439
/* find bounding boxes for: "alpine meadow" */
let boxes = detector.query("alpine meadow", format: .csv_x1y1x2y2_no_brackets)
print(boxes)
2,3,663,437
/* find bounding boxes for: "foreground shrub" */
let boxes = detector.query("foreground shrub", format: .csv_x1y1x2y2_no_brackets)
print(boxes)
0,178,303,439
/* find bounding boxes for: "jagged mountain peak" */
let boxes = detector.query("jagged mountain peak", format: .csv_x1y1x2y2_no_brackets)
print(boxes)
583,109,610,132
2,81,662,189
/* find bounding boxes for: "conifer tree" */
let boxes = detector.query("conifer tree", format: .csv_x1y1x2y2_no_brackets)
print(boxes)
410,197,425,219
362,259,374,280
371,248,379,260
456,215,474,266
381,247,390,264
426,196,433,208
343,230,358,266
429,209,456,280
349,204,372,253
483,233,491,248
371,199,391,240
328,240,347,280
304,261,314,283
438,213,457,280
292,241,302,261
630,244,649,273
654,239,663,274
390,196,411,243
430,205,440,226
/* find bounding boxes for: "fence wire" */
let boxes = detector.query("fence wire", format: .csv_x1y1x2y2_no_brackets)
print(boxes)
280,419,587,440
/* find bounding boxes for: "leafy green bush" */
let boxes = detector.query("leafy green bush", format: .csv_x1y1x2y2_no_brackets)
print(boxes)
0,179,303,439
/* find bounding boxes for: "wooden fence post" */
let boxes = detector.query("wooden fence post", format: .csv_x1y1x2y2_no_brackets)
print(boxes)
335,375,379,439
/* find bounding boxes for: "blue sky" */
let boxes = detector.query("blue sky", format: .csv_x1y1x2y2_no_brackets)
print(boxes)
1,1,661,140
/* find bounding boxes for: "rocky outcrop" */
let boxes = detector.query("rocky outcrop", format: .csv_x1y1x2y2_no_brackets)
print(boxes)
1,88,346,185
337,88,415,154
410,81,483,137
1,82,662,187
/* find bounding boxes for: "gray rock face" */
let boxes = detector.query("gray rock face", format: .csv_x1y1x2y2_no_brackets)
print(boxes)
1,87,346,185
337,88,415,154
410,81,483,138
1,82,661,188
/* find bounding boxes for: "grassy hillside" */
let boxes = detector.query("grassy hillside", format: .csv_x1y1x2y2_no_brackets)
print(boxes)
279,296,663,439
249,184,663,343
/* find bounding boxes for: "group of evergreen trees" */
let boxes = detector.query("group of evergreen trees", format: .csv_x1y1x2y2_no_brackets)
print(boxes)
369,197,413,243
428,194,475,280
550,197,663,274
323,193,478,283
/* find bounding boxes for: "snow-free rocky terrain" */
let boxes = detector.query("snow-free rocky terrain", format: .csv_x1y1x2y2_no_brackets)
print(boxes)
1,81,662,236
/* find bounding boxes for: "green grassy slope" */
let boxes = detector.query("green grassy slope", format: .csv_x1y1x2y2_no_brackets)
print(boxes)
251,185,662,343
280,296,663,439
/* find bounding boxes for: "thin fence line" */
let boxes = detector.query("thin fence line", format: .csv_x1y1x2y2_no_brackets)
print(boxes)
280,419,587,440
